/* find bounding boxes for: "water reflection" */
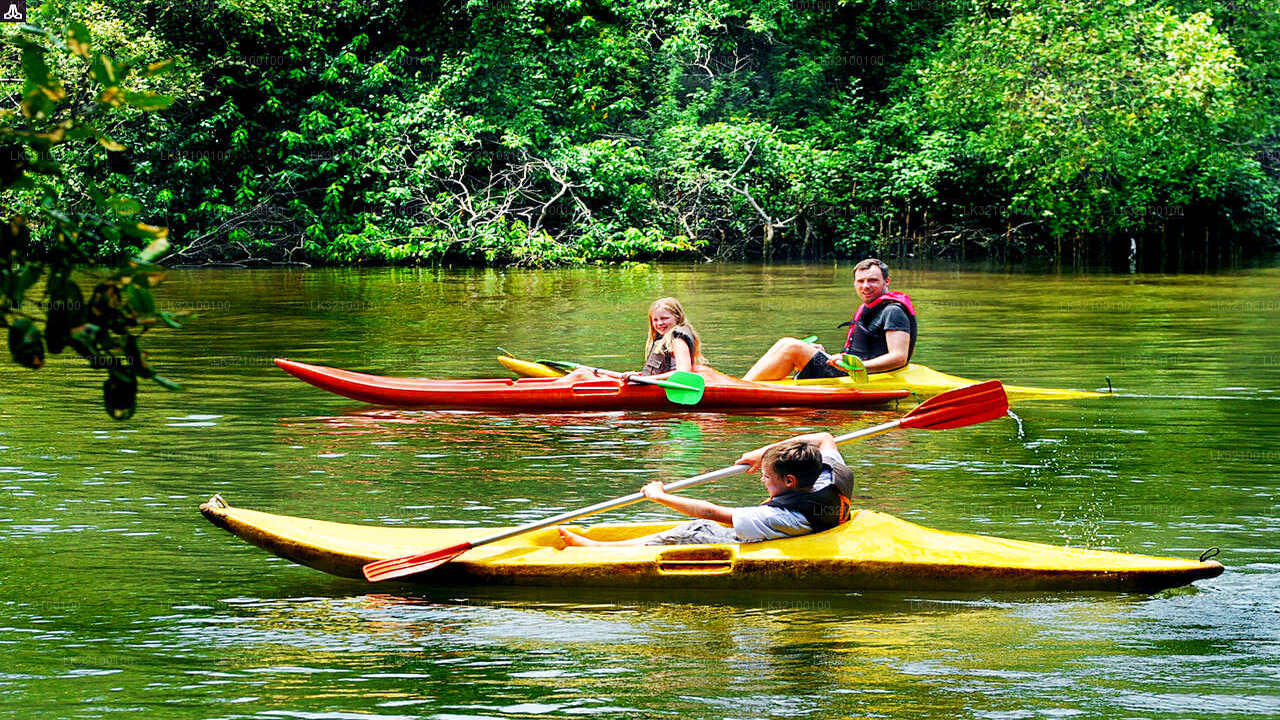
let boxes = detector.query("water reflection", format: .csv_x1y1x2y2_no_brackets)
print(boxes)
158,588,1163,720
1,265,1277,719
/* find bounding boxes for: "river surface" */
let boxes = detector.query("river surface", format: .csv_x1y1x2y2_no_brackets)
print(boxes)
1,264,1277,719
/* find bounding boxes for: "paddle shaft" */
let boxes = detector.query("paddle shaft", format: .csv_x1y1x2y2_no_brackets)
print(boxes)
538,359,702,393
431,419,903,549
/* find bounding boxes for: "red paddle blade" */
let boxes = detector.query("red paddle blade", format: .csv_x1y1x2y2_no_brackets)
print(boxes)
899,380,1009,430
362,541,474,582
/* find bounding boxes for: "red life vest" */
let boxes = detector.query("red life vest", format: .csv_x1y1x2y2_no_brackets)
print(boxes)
841,291,917,362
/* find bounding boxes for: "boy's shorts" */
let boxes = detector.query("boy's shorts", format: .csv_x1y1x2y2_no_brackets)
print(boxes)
645,519,738,545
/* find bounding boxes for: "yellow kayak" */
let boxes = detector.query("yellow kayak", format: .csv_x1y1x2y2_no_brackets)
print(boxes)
497,355,1107,401
200,495,1220,593
498,354,566,378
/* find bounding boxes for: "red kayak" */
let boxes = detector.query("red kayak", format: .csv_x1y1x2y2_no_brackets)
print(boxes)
274,359,910,411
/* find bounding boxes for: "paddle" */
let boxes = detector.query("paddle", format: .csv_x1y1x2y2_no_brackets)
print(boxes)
834,353,869,384
496,349,703,403
796,336,868,384
532,359,705,406
627,370,705,405
362,380,1009,582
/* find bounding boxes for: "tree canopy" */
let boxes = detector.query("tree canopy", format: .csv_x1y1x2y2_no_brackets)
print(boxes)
4,0,1278,269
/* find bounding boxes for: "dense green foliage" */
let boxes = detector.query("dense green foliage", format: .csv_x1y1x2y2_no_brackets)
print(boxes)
5,0,1279,267
1,20,181,418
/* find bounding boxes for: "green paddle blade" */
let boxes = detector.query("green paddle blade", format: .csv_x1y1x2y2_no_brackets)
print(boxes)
663,371,706,404
836,353,869,384
529,358,705,404
800,335,819,343
627,370,705,405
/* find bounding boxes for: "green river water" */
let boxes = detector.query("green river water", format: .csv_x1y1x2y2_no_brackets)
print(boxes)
1,264,1277,719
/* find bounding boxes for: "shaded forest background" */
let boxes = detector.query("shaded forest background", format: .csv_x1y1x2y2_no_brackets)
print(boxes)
6,0,1280,269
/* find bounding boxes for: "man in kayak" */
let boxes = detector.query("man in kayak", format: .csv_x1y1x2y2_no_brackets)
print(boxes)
558,432,853,546
742,258,917,381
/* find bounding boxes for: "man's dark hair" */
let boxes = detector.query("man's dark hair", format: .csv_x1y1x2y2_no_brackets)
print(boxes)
854,257,890,280
762,440,823,489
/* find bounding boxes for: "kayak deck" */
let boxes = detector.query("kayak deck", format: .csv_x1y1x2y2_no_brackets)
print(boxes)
497,355,1106,401
275,358,909,410
776,363,1107,400
200,496,1222,593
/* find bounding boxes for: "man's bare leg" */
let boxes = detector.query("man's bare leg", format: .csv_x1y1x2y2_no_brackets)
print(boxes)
742,337,821,381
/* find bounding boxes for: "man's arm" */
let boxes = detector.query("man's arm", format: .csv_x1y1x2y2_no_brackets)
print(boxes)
829,330,909,372
642,480,734,525
860,330,910,372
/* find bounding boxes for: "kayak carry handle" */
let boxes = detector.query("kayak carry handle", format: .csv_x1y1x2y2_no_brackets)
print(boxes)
1199,547,1220,562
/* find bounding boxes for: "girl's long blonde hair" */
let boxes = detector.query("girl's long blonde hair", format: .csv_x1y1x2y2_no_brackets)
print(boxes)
645,297,705,365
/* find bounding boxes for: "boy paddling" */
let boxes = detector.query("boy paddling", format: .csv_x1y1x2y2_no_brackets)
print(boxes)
559,432,853,547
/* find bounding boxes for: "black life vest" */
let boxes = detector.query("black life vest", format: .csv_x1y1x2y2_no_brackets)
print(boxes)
764,484,850,533
641,327,695,374
839,292,917,365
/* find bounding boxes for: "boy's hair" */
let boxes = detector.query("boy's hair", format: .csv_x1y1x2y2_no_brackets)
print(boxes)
762,440,823,489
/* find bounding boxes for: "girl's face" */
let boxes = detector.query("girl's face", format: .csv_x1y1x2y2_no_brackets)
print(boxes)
650,307,679,336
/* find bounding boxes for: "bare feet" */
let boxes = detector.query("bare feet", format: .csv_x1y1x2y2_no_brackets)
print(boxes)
558,528,602,547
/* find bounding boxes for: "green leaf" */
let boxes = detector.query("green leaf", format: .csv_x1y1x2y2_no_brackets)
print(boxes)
103,372,138,420
20,45,54,86
65,124,96,141
122,91,174,111
66,22,91,58
151,374,181,391
8,317,45,369
105,194,142,216
90,54,121,85
136,237,170,262
141,59,175,76
123,224,169,242
124,284,156,315
68,323,100,358
17,25,52,38
44,278,84,354
7,263,43,303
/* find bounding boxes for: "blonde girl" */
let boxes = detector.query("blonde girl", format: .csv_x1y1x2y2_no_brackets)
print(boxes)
633,297,705,377
564,297,706,382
